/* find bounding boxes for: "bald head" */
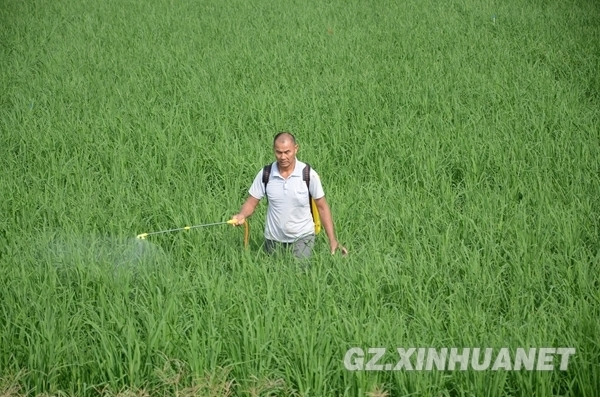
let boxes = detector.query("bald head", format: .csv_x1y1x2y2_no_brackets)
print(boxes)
272,132,298,171
273,131,296,146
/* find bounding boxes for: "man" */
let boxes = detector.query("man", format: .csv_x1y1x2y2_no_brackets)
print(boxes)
232,132,348,259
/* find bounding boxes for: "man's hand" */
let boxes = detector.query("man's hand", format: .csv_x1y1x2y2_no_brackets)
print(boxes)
232,196,259,227
231,214,246,226
330,240,348,256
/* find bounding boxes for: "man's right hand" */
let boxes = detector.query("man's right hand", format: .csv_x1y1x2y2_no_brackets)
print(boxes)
231,214,246,226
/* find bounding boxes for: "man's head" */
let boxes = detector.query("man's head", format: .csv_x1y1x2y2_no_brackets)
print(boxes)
273,132,298,171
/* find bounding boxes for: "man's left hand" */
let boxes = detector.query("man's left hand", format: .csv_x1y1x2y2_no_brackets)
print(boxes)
331,240,348,256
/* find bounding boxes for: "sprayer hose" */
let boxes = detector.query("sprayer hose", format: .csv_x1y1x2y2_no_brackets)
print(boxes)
243,220,249,249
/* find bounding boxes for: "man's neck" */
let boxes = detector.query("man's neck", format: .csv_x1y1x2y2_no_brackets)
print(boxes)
278,159,296,177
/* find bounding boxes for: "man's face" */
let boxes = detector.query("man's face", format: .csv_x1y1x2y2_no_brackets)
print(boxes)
273,139,298,169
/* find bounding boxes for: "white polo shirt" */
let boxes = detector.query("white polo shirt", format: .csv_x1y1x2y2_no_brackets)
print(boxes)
249,159,325,243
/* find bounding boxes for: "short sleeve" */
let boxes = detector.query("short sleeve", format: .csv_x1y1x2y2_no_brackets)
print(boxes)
248,169,265,200
308,169,325,199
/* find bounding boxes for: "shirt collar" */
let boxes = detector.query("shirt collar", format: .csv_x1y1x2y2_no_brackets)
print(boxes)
273,158,304,178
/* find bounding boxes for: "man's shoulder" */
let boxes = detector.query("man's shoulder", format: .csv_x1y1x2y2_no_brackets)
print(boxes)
295,160,316,174
261,162,276,177
300,161,320,179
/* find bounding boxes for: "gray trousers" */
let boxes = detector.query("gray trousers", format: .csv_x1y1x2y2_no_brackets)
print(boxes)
264,234,315,259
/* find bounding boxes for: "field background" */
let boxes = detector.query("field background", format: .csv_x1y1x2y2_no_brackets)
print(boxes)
1,0,599,395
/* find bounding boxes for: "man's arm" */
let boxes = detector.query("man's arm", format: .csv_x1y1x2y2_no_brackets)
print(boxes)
314,196,348,255
232,195,260,225
232,169,265,226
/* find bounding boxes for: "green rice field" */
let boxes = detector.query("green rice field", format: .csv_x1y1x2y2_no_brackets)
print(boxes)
1,0,599,395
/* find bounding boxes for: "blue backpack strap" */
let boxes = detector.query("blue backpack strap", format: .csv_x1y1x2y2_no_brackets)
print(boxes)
262,163,272,198
302,163,311,196
302,163,322,234
303,163,314,215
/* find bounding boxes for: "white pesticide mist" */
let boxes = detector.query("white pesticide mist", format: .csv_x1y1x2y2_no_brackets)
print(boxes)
40,233,170,278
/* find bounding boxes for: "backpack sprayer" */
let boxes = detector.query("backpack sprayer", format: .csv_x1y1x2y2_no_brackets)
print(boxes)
136,218,250,249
